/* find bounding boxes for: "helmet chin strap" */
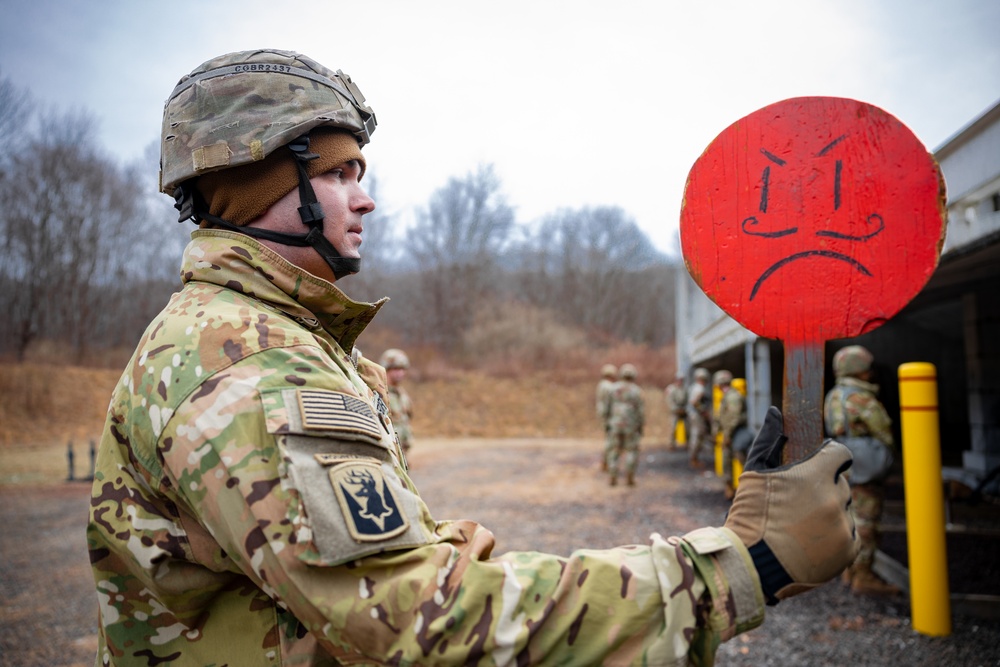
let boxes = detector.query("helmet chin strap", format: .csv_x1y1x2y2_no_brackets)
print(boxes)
285,136,361,280
177,135,360,281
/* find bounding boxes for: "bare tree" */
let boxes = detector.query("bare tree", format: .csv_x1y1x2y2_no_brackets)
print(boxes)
0,110,144,362
135,140,193,283
0,67,680,367
514,206,668,339
0,70,32,170
404,164,515,348
90,140,194,353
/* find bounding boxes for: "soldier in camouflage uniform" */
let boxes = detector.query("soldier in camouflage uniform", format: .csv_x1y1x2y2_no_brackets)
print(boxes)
823,345,900,596
687,367,713,469
712,371,746,501
665,372,688,450
605,364,645,486
87,48,860,666
596,363,617,470
380,348,415,457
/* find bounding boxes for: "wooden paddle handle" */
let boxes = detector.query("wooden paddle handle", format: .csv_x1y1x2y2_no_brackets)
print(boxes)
782,343,825,462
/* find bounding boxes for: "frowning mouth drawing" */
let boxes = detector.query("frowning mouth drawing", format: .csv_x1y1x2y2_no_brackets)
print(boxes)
743,137,885,301
749,249,873,301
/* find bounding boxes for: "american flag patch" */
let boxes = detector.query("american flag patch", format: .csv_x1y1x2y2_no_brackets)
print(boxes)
298,390,383,440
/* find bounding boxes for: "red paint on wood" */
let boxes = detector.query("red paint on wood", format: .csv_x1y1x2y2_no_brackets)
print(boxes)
680,97,946,344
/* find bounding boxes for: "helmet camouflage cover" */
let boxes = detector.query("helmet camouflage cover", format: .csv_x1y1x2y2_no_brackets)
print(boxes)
619,363,637,380
712,370,733,386
380,348,410,370
601,364,617,378
693,367,710,382
832,345,874,378
160,49,376,194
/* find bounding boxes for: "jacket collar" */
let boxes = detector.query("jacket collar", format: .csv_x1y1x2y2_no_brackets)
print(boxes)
182,230,386,352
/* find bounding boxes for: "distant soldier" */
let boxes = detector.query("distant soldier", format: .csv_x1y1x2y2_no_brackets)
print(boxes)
824,345,899,596
596,363,617,470
713,370,746,500
380,348,415,457
606,364,645,486
687,367,712,469
665,373,687,450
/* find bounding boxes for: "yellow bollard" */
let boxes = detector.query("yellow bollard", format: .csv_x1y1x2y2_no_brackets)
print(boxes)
731,379,747,489
675,419,687,447
898,362,951,637
713,385,723,476
714,435,724,477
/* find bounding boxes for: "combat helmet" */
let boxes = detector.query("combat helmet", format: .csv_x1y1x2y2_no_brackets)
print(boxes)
712,370,733,386
832,345,874,379
619,364,637,380
380,348,410,370
601,364,617,379
161,49,377,279
693,367,710,382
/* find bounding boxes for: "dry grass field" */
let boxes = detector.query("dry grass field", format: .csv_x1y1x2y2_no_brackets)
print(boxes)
0,360,674,485
4,361,998,667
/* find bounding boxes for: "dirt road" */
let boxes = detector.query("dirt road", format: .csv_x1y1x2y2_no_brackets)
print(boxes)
2,439,998,666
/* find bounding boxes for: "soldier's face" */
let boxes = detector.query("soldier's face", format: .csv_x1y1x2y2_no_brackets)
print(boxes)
387,368,406,385
313,160,376,262
249,159,376,283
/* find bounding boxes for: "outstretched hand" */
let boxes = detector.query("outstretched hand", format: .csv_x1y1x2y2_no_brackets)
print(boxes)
724,407,858,604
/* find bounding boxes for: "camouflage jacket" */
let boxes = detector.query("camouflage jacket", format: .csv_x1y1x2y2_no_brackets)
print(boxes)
386,384,413,446
687,382,711,422
666,383,687,416
823,377,894,447
608,380,645,436
716,389,747,442
595,378,616,422
88,230,763,666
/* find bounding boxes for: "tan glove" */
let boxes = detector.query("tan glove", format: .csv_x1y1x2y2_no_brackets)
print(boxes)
724,406,858,604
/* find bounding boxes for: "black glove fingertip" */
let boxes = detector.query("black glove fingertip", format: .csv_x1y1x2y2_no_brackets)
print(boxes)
744,406,787,472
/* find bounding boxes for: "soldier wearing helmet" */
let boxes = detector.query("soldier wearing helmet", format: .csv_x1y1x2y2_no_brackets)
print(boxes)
380,348,415,456
161,50,377,282
686,367,713,469
712,370,745,500
596,364,618,469
824,345,899,596
88,48,859,666
605,364,645,486
665,372,688,450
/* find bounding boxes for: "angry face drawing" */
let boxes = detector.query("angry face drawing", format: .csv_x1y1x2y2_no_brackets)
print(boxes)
680,97,946,343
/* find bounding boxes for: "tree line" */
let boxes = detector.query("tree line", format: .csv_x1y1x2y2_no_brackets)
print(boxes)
0,72,678,367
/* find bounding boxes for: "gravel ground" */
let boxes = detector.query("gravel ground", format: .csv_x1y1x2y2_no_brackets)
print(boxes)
1,438,998,666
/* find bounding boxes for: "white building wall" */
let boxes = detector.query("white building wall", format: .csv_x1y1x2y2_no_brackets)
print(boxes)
937,101,1000,252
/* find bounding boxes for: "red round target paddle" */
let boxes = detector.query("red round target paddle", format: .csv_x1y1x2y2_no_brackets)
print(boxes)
680,96,946,459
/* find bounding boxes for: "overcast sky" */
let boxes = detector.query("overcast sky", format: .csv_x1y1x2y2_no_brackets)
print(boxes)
2,0,998,255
